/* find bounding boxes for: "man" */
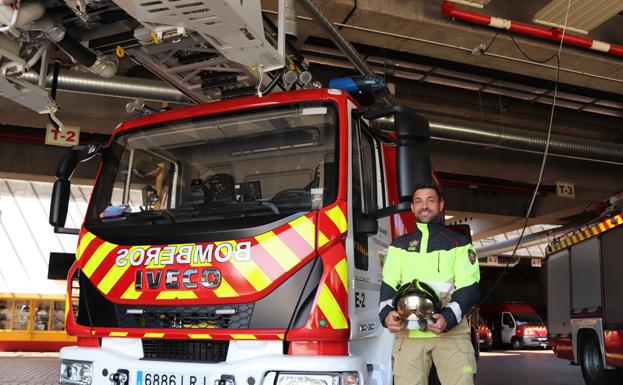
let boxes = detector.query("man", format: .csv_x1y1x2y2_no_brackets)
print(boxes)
379,182,480,385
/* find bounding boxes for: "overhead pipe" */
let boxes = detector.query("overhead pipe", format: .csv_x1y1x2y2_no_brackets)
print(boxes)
441,1,623,58
372,115,623,165
18,70,192,103
429,116,623,164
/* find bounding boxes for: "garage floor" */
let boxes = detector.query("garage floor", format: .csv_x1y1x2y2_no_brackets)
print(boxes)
0,350,584,385
477,350,583,385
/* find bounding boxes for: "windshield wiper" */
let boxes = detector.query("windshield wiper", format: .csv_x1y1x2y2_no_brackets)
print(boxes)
261,201,280,214
128,209,177,223
170,201,283,220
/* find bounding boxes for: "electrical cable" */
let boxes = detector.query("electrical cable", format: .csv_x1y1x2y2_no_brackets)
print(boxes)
477,0,572,307
482,30,500,54
47,61,63,130
498,1,557,64
256,65,265,97
508,32,559,64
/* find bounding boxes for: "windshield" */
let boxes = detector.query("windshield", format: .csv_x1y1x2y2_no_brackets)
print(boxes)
514,312,544,325
87,102,338,237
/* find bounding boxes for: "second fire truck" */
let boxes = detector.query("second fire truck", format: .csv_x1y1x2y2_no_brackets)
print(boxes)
546,211,623,385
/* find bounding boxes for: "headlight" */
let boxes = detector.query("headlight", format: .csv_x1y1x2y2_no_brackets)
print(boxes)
276,372,359,385
60,360,93,385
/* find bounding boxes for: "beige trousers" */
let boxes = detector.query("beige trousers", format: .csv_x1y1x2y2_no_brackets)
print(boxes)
392,335,477,385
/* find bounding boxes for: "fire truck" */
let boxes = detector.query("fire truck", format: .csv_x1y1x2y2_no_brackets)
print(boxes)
546,213,623,385
48,79,435,385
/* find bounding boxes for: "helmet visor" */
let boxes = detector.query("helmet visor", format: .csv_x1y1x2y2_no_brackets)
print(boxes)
395,293,436,321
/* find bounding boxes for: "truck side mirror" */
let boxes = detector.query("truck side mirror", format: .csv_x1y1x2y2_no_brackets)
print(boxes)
355,214,378,235
56,149,80,180
395,110,431,202
49,142,104,228
50,180,71,227
358,105,432,204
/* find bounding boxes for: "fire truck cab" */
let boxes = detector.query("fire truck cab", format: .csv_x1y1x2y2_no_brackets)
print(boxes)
49,82,432,385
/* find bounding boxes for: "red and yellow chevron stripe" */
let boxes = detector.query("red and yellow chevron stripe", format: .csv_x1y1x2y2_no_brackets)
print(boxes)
546,213,623,255
67,202,351,341
284,237,350,336
318,201,348,250
74,213,319,305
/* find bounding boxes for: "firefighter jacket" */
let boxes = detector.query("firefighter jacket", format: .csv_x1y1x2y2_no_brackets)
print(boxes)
379,221,480,338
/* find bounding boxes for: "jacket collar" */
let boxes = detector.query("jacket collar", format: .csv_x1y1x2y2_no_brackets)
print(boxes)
416,220,445,233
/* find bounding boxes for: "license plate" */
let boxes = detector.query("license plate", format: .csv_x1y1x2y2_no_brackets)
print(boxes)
137,371,210,385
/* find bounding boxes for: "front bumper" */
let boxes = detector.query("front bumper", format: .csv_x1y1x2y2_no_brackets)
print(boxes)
521,336,548,348
60,339,367,385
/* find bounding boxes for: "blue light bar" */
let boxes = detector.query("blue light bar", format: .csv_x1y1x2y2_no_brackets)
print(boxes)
328,75,388,105
328,77,359,93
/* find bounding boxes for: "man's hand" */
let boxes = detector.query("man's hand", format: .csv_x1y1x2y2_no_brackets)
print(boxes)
428,314,447,335
384,311,404,333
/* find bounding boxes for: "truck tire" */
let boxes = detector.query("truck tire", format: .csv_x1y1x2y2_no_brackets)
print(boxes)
511,337,522,350
579,335,618,385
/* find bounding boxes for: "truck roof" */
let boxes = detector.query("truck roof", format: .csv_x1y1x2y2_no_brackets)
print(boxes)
545,213,623,256
112,88,354,137
480,303,537,313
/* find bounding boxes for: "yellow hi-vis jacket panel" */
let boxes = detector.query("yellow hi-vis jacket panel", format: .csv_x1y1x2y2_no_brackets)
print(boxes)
381,222,480,338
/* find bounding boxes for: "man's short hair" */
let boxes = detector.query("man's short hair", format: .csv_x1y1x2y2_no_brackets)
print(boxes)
411,182,443,201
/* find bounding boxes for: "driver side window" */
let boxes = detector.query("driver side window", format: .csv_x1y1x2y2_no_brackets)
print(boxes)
352,122,379,271
503,313,514,327
352,126,378,215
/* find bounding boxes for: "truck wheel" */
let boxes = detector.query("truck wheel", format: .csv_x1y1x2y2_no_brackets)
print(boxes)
511,338,522,350
580,336,618,385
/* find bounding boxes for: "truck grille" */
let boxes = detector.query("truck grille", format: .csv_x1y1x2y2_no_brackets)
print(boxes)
142,339,229,363
117,304,254,329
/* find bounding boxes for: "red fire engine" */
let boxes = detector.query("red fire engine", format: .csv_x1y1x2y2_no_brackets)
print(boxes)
546,212,623,385
49,79,434,385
